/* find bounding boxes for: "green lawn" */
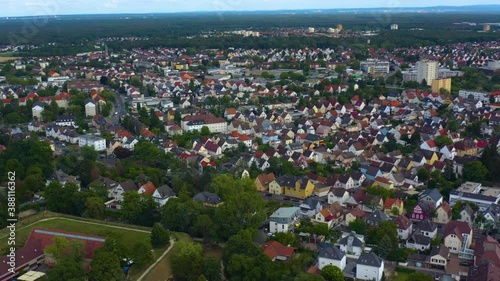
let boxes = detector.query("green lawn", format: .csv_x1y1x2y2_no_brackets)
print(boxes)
0,213,152,253
392,272,411,281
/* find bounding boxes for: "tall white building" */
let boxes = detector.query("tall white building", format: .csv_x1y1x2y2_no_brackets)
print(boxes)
79,135,106,151
417,60,439,86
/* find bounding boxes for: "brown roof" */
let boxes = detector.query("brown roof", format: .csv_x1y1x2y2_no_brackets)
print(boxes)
468,262,500,281
443,221,472,241
394,215,412,230
257,173,276,186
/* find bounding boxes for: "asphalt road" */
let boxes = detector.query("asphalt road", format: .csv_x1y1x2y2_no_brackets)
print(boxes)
106,86,127,125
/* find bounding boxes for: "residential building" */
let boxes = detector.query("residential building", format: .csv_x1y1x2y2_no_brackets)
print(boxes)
419,188,443,209
269,207,300,233
428,246,449,269
299,196,322,218
431,78,451,93
313,202,343,228
261,241,295,261
337,232,365,257
443,220,473,258
181,114,228,133
85,99,97,117
255,173,276,193
152,184,176,206
32,101,44,121
414,219,438,238
417,60,439,86
433,202,452,225
327,188,350,206
365,210,390,226
356,252,384,281
406,233,431,251
192,192,223,207
317,242,347,270
383,198,404,216
394,215,413,240
360,59,390,76
78,135,106,151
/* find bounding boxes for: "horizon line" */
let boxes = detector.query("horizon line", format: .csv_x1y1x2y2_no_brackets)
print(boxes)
1,4,500,19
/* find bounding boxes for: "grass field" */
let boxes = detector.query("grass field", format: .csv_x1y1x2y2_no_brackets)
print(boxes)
142,233,193,281
0,212,199,281
0,212,153,252
391,272,410,281
0,52,20,62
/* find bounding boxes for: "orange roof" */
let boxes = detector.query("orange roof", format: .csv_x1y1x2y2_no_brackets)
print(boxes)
261,241,295,260
140,182,156,195
226,108,237,115
238,134,252,142
384,198,403,209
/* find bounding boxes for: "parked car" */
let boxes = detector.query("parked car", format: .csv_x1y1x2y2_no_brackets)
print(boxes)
459,262,472,266
283,197,291,201
265,193,273,197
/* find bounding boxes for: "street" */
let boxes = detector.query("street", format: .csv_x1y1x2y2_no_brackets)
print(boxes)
106,86,128,125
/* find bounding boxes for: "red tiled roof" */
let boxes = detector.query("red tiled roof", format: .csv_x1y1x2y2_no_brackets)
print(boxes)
261,241,295,260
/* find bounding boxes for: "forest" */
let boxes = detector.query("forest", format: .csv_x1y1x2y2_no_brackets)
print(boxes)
0,12,499,55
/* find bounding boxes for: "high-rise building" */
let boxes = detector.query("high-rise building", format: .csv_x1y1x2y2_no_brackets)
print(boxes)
307,27,315,33
390,24,399,30
431,78,451,93
483,24,491,32
417,60,439,86
337,24,343,31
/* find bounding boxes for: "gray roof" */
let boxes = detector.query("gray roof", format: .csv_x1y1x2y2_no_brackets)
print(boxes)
318,243,346,260
120,180,138,192
156,185,176,199
193,192,222,205
366,210,390,223
338,233,364,247
419,188,443,202
357,252,383,267
407,233,431,246
270,207,300,219
415,219,437,233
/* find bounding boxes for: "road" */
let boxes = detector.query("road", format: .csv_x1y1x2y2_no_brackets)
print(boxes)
105,86,128,125
258,192,304,206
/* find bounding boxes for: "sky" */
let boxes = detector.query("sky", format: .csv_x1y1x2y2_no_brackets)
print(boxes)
0,0,498,17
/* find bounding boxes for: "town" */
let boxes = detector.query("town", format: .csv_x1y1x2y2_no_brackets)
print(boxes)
0,7,499,281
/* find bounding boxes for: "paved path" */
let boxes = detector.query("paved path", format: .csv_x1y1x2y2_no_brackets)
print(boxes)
136,239,176,281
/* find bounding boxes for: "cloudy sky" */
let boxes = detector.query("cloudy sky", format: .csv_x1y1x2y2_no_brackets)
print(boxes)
0,0,498,17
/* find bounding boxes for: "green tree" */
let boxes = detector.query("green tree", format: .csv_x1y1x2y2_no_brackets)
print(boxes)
81,145,98,161
88,251,125,281
45,260,85,281
480,144,500,182
45,237,84,264
321,265,344,281
434,135,452,147
130,77,142,87
151,223,170,248
202,257,222,281
417,168,429,182
131,241,154,268
463,161,488,182
201,126,211,136
271,232,298,247
83,197,105,219
171,241,204,281
348,219,368,235
121,191,158,226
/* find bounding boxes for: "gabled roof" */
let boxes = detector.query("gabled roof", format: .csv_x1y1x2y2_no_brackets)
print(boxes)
357,252,383,267
443,221,472,240
318,242,346,260
394,215,412,230
419,188,442,202
140,181,156,195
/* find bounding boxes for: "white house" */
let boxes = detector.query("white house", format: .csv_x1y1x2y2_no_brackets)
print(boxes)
327,188,350,206
152,185,176,206
32,102,44,121
79,135,106,151
317,242,346,270
337,232,365,257
269,207,300,234
356,252,384,281
406,233,431,251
